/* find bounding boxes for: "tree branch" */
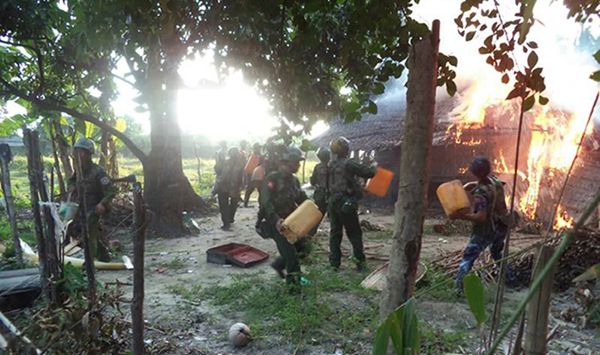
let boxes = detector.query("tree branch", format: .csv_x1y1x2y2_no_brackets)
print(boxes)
0,79,148,163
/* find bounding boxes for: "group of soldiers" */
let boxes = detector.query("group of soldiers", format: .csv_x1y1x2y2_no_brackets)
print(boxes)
255,136,377,290
68,134,515,295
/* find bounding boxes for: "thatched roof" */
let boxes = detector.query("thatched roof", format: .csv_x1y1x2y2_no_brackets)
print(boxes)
312,93,460,151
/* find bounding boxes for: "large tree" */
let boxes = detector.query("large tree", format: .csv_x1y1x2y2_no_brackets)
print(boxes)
1,0,456,235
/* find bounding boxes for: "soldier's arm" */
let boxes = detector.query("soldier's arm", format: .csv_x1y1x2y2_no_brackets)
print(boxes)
309,164,318,186
346,160,376,179
294,178,308,205
259,175,280,224
452,193,488,222
98,170,116,206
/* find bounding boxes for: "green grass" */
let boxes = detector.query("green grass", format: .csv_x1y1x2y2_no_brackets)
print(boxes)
159,256,187,270
167,283,203,303
195,254,379,352
420,322,470,354
416,265,461,302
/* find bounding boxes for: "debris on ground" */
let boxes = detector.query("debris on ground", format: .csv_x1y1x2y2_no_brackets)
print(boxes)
360,219,385,232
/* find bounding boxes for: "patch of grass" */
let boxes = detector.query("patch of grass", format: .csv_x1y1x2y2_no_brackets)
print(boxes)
369,229,393,241
159,256,187,270
167,283,203,303
417,266,461,302
420,322,470,354
200,259,379,351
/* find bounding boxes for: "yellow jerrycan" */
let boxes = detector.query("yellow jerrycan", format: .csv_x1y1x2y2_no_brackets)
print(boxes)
365,167,394,197
436,180,471,217
282,200,323,243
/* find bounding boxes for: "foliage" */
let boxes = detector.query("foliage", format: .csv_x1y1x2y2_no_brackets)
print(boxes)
457,0,599,113
373,298,420,355
463,273,487,325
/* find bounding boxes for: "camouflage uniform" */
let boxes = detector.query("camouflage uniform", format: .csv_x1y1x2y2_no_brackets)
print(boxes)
258,170,307,284
455,176,513,288
327,157,376,269
68,163,116,261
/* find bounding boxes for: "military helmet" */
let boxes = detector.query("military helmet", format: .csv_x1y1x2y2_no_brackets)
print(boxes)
281,146,305,162
316,147,331,162
469,156,491,178
73,138,95,154
330,136,350,157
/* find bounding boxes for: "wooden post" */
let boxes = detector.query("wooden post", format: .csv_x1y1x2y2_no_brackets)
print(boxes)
74,154,96,303
132,181,147,355
37,160,60,304
0,144,23,265
524,245,557,355
23,129,49,301
380,20,440,317
49,121,66,199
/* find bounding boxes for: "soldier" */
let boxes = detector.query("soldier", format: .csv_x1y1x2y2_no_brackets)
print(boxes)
451,156,516,291
212,141,228,198
307,147,330,236
67,138,116,262
243,143,263,207
328,137,376,271
215,147,245,230
258,146,308,289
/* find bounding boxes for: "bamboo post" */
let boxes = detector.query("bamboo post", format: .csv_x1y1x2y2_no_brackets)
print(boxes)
0,144,22,265
49,121,66,198
132,181,147,355
37,160,60,304
23,129,49,301
524,245,557,355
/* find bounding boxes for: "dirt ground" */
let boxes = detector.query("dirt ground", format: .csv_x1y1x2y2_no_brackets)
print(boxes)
96,201,600,354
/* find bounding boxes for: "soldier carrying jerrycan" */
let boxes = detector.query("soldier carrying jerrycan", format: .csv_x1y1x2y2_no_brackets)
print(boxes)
327,136,393,272
436,156,518,293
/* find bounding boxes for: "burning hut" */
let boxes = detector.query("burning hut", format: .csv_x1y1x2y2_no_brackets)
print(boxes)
313,83,600,228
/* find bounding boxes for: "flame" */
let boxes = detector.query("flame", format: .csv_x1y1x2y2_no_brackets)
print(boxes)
493,150,510,174
554,206,574,229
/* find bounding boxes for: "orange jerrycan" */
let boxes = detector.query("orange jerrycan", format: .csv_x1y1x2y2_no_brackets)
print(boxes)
436,180,471,217
282,200,323,243
244,154,260,174
365,167,394,197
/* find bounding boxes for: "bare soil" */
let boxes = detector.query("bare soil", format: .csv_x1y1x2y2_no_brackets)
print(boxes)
97,202,600,354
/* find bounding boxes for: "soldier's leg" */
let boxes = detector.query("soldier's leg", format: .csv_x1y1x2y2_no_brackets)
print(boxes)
456,234,488,289
328,209,343,269
272,231,300,284
343,211,366,269
217,193,229,227
229,193,239,224
490,225,516,284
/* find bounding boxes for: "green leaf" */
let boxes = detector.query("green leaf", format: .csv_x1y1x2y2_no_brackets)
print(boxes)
446,80,457,96
367,100,378,114
372,319,390,355
373,82,385,95
573,263,600,282
527,51,538,68
465,31,476,41
594,50,600,64
448,56,458,66
463,273,487,325
522,95,536,112
538,95,549,105
591,70,600,82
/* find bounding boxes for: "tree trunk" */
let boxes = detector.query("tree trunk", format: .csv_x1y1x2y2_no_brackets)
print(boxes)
380,20,440,318
142,47,203,236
